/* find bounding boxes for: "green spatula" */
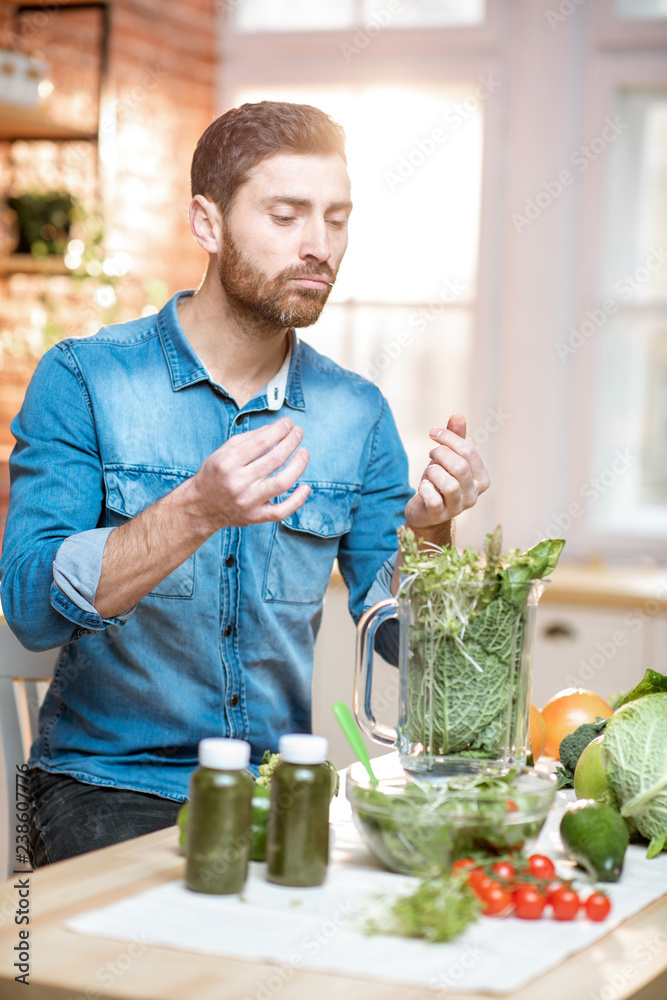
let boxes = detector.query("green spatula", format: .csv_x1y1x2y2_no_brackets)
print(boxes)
332,701,378,786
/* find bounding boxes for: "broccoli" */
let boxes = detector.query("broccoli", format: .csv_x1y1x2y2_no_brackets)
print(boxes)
255,749,281,787
255,749,340,799
556,719,608,789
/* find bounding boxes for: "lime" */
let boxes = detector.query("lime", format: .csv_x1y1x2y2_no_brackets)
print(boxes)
574,734,607,800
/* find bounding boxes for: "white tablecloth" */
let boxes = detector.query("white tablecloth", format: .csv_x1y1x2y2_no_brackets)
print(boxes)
66,754,667,994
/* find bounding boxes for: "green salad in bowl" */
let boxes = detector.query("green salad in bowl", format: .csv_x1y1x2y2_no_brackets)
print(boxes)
346,763,556,876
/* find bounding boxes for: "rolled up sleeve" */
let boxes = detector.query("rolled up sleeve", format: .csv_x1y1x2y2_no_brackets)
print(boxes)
362,551,398,614
51,528,136,635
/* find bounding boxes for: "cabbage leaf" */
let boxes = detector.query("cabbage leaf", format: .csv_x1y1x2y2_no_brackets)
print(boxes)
398,527,564,760
602,693,667,858
615,669,667,709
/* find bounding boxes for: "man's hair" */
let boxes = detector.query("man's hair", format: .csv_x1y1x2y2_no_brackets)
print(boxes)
191,101,347,214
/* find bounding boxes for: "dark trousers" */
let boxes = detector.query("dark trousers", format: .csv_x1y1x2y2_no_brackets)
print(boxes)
27,767,182,866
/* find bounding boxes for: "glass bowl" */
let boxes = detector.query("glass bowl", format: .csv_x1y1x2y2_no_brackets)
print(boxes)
346,763,557,876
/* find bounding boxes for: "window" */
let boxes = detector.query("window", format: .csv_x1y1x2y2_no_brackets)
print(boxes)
591,89,667,536
233,81,484,482
221,0,667,557
232,0,486,34
614,0,667,20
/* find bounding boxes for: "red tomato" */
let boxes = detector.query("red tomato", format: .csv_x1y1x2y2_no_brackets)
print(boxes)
480,883,513,916
451,858,476,874
585,892,611,922
513,886,547,920
527,854,556,879
491,861,516,880
546,881,564,902
505,800,519,813
470,877,496,901
468,868,492,892
551,887,580,920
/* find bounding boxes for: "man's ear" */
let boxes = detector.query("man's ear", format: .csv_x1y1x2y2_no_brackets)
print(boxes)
189,195,222,254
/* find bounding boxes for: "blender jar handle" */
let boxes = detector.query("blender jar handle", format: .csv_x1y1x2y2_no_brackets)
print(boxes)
354,598,398,748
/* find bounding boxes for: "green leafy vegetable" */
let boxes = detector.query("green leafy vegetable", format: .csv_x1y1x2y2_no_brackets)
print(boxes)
365,872,479,943
398,527,564,761
614,669,667,709
602,693,667,858
349,770,550,876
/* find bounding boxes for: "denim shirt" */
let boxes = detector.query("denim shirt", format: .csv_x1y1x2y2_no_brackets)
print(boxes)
0,292,412,800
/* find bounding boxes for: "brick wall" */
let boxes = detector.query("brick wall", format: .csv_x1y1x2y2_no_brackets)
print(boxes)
0,0,218,549
106,0,217,291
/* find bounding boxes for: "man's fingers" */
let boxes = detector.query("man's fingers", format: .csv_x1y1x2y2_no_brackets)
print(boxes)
266,482,311,521
256,448,310,504
417,478,446,513
251,425,305,479
445,413,467,438
429,429,489,489
423,464,470,509
225,417,297,466
426,448,475,494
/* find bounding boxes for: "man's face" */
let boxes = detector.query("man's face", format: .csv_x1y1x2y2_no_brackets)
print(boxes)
217,153,352,328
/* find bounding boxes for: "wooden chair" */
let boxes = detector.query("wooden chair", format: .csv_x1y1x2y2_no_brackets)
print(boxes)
0,623,58,878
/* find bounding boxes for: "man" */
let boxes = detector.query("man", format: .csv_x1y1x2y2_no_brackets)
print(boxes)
1,102,489,865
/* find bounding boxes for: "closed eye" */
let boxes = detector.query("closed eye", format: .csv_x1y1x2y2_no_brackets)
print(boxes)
272,215,295,225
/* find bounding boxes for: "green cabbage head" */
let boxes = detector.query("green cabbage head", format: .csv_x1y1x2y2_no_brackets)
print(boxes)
602,693,667,858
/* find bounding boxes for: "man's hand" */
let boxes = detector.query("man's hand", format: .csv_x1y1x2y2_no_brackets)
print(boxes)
189,416,310,532
404,413,489,544
94,417,309,619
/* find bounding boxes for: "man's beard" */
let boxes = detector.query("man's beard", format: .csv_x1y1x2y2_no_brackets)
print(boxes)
217,223,336,329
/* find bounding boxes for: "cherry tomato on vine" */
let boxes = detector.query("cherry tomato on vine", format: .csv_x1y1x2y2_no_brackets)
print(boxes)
452,858,476,874
468,868,493,892
480,883,513,916
491,861,516,880
513,885,547,920
546,880,562,898
550,886,580,920
470,878,496,902
585,892,611,922
527,854,556,879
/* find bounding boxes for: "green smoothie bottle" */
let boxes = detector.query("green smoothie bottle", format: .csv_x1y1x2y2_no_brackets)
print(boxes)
266,734,330,887
185,737,254,895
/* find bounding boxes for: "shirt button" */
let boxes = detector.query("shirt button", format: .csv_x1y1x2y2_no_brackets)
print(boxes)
224,625,233,638
229,695,239,707
225,555,235,567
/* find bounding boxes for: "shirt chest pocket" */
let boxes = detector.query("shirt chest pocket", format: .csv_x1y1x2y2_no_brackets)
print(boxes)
103,465,197,599
263,484,360,605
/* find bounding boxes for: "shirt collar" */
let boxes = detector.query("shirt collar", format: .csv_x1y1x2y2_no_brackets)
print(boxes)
157,291,305,410
157,291,210,390
266,339,292,410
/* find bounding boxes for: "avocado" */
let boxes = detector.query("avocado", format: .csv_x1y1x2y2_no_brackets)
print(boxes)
560,799,629,882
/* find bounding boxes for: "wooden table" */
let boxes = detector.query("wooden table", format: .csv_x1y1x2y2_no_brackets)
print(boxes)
0,825,666,1000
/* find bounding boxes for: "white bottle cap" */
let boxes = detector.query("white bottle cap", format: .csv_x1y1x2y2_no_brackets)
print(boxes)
278,733,328,765
198,738,251,770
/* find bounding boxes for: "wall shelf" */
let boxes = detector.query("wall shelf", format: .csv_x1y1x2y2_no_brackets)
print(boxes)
0,0,108,7
0,101,96,141
0,253,72,274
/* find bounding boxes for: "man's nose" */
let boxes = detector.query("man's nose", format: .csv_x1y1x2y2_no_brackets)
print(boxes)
299,218,330,262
